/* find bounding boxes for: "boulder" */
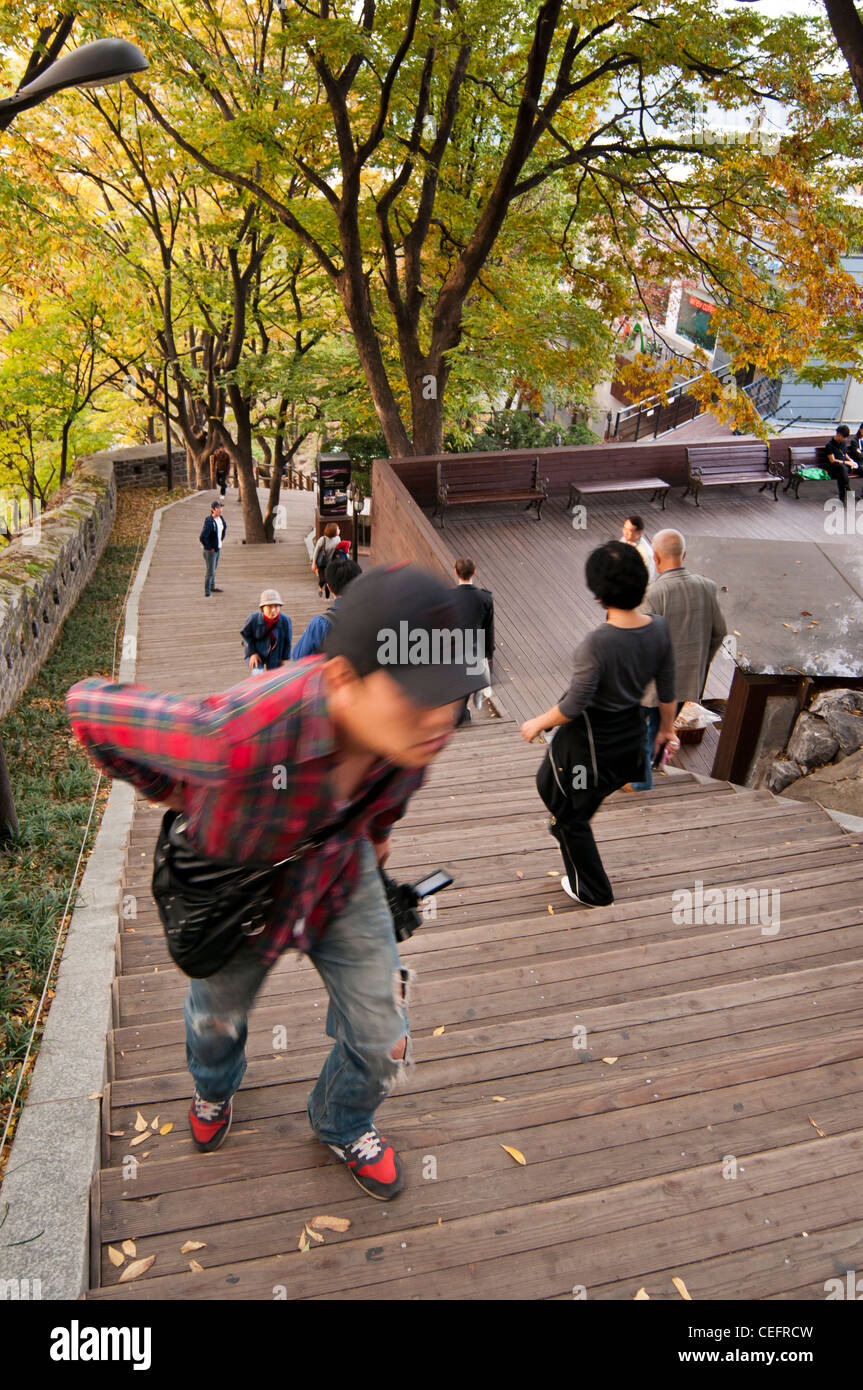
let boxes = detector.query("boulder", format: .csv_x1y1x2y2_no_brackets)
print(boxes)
785,712,839,770
820,707,863,757
809,688,863,718
779,745,863,817
766,760,802,794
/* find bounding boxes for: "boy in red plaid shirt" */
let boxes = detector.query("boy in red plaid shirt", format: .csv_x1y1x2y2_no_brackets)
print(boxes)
67,566,485,1200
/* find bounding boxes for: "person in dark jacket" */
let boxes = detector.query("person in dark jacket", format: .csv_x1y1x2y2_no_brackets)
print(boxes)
451,557,494,724
293,554,362,660
212,446,230,497
200,500,226,597
521,541,676,908
241,589,292,672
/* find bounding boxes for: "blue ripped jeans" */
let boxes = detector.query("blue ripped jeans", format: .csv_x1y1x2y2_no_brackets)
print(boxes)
183,840,410,1147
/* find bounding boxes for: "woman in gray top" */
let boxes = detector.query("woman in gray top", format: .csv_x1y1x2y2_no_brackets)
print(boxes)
521,540,677,907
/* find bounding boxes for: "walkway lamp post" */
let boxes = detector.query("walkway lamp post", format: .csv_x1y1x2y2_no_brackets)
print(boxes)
0,35,149,846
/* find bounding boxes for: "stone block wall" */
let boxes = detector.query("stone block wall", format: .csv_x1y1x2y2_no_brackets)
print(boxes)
81,442,188,491
0,457,116,717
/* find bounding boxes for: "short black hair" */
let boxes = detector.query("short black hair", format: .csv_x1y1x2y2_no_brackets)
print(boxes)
325,552,362,596
211,500,222,511
455,557,476,580
624,514,644,532
837,424,851,437
585,540,648,610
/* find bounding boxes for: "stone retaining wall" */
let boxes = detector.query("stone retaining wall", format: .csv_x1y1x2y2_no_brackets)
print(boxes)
0,457,116,717
81,441,188,491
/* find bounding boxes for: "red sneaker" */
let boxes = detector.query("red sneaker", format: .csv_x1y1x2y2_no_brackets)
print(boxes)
327,1127,404,1200
189,1092,233,1152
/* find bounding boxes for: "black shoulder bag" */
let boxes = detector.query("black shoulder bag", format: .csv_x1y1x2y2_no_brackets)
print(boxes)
152,771,397,979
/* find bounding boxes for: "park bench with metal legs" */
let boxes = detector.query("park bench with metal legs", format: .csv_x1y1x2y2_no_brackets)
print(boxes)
684,444,783,506
434,456,549,528
567,477,671,512
786,445,848,500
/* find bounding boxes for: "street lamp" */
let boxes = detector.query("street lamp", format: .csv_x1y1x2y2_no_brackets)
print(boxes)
0,38,148,131
0,33,148,845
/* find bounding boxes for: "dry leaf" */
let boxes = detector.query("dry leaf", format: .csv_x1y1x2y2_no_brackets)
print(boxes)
546,870,559,877
129,1131,150,1147
515,871,524,880
807,1114,826,1138
547,905,554,915
298,1229,311,1253
159,1122,174,1136
151,1115,160,1129
305,1226,325,1244
432,1025,445,1036
491,1096,507,1102
134,1112,148,1132
800,611,812,616
501,1144,526,1165
634,1288,650,1300
733,630,741,637
107,1246,125,1268
87,1091,102,1100
601,1056,618,1064
118,1256,155,1283
107,1130,125,1138
141,1151,151,1158
180,1240,207,1253
121,1240,137,1258
672,1275,691,1301
188,1259,204,1273
309,1215,351,1233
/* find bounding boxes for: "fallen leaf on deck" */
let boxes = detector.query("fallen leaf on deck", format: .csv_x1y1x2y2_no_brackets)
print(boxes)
432,1025,445,1036
501,1144,526,1165
672,1276,691,1300
141,1151,151,1158
546,870,559,877
309,1215,351,1233
107,1246,124,1268
180,1240,207,1253
134,1112,148,1132
733,631,741,637
634,1288,650,1300
491,1096,507,1102
305,1226,325,1244
800,611,812,617
601,1056,618,1064
515,871,524,880
107,1130,124,1138
87,1092,102,1100
547,905,554,915
298,1230,311,1252
807,1114,826,1138
188,1259,204,1272
121,1240,137,1257
151,1116,159,1129
159,1122,174,1136
118,1256,155,1283
129,1131,150,1147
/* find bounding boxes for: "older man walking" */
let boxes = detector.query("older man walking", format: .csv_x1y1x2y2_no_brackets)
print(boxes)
631,528,727,790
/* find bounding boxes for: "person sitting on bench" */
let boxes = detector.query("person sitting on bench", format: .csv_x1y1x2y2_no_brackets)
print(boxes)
824,425,860,503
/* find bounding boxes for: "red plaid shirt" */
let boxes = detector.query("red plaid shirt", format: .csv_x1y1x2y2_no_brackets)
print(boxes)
65,659,427,958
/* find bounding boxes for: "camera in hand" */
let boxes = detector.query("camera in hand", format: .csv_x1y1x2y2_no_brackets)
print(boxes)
378,868,453,941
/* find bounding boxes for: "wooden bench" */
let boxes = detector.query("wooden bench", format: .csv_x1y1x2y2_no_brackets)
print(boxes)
684,444,783,506
434,456,549,528
785,445,846,499
567,476,671,512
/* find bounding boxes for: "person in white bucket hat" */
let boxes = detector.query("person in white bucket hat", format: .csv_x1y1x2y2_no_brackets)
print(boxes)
240,589,293,672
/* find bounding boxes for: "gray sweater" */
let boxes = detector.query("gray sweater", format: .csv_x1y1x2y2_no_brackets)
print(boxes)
559,617,676,720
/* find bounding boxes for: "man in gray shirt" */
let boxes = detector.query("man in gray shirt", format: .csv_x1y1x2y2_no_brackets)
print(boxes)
631,528,727,790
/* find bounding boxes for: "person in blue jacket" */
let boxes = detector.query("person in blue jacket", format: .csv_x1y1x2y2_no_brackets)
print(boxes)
293,554,361,659
240,589,293,672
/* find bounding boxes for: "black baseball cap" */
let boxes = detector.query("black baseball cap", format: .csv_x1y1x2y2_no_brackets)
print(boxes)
323,564,489,707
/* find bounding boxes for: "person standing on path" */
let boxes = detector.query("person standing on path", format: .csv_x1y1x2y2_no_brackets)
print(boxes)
620,514,657,583
520,541,676,907
66,566,487,1201
450,557,495,723
630,528,727,791
312,523,341,599
200,499,226,598
241,589,293,672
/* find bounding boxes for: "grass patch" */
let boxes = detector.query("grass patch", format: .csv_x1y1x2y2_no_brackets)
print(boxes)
0,484,191,1176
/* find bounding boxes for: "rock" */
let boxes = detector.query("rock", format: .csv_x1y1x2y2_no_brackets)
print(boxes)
779,745,863,817
767,760,802,793
820,707,863,757
809,688,863,718
785,712,839,770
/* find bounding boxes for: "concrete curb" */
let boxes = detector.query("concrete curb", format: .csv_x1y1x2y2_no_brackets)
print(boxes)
0,489,193,1302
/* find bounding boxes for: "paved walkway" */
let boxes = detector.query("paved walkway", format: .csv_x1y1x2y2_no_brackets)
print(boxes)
79,488,863,1300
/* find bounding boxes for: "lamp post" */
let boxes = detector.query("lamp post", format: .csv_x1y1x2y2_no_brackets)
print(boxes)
0,34,149,847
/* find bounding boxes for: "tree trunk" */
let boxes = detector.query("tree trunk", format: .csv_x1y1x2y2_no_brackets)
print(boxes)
825,0,863,113
0,735,19,845
227,388,267,542
60,420,71,484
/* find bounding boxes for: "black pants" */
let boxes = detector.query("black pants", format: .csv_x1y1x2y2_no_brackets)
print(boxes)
825,459,856,502
538,707,644,906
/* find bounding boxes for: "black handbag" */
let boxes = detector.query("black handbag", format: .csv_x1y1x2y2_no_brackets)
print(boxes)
151,771,398,979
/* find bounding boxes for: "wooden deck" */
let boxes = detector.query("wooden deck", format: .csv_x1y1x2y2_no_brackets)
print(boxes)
85,488,863,1300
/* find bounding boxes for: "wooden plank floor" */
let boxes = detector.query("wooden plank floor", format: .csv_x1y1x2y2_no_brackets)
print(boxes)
86,488,863,1300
